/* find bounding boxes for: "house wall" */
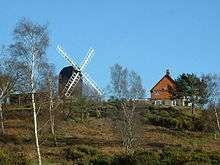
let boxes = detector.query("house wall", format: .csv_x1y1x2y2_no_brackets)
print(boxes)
153,99,186,107
151,76,176,100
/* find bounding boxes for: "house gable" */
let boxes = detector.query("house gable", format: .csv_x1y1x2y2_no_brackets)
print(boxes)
150,71,176,100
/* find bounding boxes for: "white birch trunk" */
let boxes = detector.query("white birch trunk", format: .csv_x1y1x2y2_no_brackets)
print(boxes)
49,90,57,146
121,102,136,153
0,103,5,135
32,92,41,165
31,52,42,165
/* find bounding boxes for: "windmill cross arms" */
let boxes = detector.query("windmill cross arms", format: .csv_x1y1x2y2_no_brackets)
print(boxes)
64,72,81,97
80,48,94,71
56,45,80,71
82,72,104,96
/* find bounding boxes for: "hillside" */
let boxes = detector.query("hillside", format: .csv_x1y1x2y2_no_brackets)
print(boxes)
0,103,220,164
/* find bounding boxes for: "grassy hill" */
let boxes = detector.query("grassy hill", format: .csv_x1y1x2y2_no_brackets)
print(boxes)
0,102,220,164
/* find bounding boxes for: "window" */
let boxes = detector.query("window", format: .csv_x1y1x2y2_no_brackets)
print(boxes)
155,90,160,96
172,100,177,106
163,87,168,90
155,100,162,105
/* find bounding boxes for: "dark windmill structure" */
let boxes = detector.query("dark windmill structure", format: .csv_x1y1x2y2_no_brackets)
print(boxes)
56,45,104,98
59,66,83,97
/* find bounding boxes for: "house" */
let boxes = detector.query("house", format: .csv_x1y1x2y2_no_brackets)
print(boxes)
150,70,185,106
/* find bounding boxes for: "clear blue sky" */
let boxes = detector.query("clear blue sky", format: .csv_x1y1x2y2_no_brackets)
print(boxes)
1,0,220,96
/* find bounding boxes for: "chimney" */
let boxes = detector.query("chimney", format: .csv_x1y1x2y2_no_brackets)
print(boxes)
166,69,170,76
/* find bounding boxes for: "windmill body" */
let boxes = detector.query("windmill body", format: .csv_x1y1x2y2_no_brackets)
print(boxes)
59,66,83,97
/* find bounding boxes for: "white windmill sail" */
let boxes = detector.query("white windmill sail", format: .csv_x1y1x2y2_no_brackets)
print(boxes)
81,72,103,96
56,45,79,71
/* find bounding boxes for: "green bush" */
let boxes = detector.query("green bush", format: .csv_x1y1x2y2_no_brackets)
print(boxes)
64,148,85,160
160,147,220,165
144,105,219,132
64,146,220,164
110,147,220,165
92,158,112,165
112,153,136,165
111,150,161,165
0,149,30,165
145,108,203,131
64,145,101,163
147,115,180,129
76,145,101,156
161,147,192,164
193,110,217,132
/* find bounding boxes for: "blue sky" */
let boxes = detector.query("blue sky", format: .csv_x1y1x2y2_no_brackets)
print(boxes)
1,0,220,96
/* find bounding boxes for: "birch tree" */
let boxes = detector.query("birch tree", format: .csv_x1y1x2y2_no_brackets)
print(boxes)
0,46,19,135
109,64,145,152
202,74,220,132
41,64,58,146
110,64,128,99
9,18,49,165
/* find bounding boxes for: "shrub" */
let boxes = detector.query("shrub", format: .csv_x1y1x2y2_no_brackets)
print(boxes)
64,148,85,160
111,153,136,165
111,150,161,165
145,105,220,133
191,151,211,163
0,149,30,165
76,145,101,156
160,147,220,165
145,108,202,131
92,158,112,165
64,145,101,163
110,147,220,165
208,152,220,164
193,110,217,132
63,146,220,164
161,147,192,164
147,115,180,129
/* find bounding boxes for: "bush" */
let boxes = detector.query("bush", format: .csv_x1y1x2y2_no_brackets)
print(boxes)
111,147,220,165
92,158,112,165
161,147,192,164
0,149,30,165
145,105,220,133
64,145,101,163
161,147,220,164
111,150,161,165
64,146,220,164
76,145,100,156
64,148,85,160
193,110,218,132
147,115,180,129
145,108,202,131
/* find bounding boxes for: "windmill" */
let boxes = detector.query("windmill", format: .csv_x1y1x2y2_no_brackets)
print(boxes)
56,45,104,98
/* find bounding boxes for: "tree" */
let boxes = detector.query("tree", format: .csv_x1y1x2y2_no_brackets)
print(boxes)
202,74,220,132
129,71,146,99
173,73,208,115
9,18,49,165
109,64,145,153
0,46,19,135
109,64,129,99
41,64,58,146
